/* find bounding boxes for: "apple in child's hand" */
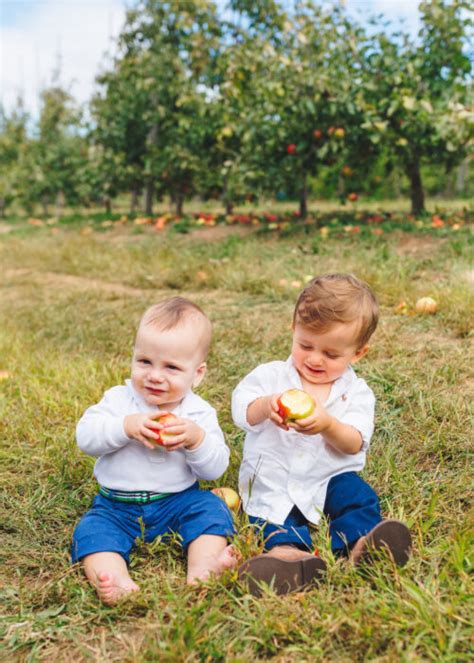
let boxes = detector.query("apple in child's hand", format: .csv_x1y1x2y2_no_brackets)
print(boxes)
149,413,179,445
277,389,315,422
211,487,241,512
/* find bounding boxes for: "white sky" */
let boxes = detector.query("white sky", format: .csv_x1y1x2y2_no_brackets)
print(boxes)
0,0,420,118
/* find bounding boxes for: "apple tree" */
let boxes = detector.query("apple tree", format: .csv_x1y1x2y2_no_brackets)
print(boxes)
356,0,473,214
109,0,222,216
0,101,29,217
230,1,369,217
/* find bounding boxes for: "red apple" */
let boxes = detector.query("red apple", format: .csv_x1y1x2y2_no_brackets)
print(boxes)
211,487,241,512
149,413,179,445
347,192,359,202
286,143,296,154
277,389,315,422
313,129,323,139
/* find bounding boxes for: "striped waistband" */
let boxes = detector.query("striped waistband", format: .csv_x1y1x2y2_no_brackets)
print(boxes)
99,486,171,504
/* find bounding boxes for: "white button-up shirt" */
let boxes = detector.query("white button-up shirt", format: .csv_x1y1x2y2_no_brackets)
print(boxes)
77,380,230,492
232,357,375,525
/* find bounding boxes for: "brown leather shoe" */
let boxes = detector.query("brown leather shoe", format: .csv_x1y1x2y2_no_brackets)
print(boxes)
237,554,327,596
351,520,412,567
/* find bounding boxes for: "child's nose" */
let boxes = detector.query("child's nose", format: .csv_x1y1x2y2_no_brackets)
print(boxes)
149,368,165,382
308,352,323,366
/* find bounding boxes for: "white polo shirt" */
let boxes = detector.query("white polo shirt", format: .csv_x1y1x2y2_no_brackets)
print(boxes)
77,380,230,492
232,357,375,525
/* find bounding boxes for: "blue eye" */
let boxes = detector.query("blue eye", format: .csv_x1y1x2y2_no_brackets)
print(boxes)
167,365,179,371
139,359,151,365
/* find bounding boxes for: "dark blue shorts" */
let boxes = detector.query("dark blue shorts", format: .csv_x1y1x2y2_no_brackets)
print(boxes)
71,483,235,564
250,472,382,554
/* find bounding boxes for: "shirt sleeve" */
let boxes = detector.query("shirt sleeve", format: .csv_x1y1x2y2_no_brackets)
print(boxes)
231,364,273,434
76,387,132,457
338,378,376,451
184,407,230,480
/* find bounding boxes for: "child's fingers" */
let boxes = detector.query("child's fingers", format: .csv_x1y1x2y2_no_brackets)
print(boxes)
162,435,187,450
142,425,160,440
160,423,185,436
137,435,156,449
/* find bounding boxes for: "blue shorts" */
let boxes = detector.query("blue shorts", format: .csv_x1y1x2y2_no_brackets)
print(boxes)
249,472,382,554
71,482,235,564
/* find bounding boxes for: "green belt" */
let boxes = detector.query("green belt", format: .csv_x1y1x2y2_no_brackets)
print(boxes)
99,486,171,504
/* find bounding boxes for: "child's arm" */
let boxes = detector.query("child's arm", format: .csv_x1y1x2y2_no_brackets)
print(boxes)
289,406,363,454
77,387,156,456
180,408,230,481
290,380,375,455
232,363,286,431
247,394,288,429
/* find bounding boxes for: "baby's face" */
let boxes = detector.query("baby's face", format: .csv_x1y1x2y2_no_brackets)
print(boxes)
131,321,206,409
291,321,368,386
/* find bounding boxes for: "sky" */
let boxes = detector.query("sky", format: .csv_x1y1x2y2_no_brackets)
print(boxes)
0,0,421,118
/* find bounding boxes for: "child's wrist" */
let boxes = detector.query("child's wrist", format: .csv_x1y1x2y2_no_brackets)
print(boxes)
186,428,205,450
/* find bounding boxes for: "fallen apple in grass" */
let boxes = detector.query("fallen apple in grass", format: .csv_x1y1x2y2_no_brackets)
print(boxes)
149,413,179,445
277,389,315,422
211,487,241,512
415,297,438,314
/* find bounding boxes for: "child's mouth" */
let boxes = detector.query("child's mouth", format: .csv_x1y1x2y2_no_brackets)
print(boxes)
146,387,166,395
305,366,325,375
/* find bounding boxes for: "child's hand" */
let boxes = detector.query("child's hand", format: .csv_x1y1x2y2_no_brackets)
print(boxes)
124,412,163,449
287,400,332,436
155,415,205,452
268,394,290,431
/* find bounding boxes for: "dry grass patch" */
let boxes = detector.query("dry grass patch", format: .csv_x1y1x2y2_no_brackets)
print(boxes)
0,223,472,660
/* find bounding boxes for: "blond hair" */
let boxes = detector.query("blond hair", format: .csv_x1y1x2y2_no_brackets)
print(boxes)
293,273,379,348
139,297,212,358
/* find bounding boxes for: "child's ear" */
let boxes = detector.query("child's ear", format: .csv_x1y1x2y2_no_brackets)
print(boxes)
352,345,369,364
192,362,207,388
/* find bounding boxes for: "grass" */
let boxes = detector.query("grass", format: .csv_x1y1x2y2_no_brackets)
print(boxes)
0,209,473,661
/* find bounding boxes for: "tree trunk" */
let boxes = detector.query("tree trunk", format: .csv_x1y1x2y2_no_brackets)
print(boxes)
406,158,425,215
55,191,64,218
0,199,5,218
130,185,140,214
174,193,184,217
299,173,308,219
225,199,234,215
455,158,468,194
42,195,49,217
104,197,112,214
144,180,154,216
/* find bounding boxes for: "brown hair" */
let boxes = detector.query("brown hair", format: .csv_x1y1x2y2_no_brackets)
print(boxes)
293,273,379,348
139,297,212,358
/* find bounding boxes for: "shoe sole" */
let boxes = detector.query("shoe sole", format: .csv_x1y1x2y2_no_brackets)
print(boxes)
355,519,412,567
237,555,327,596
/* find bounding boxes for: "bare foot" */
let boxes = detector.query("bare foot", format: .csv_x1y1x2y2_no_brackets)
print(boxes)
216,544,241,572
96,571,140,605
187,545,241,585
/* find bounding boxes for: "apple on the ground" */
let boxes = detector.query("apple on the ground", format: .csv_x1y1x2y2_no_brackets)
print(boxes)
149,413,179,446
277,389,315,422
415,297,438,314
211,487,241,512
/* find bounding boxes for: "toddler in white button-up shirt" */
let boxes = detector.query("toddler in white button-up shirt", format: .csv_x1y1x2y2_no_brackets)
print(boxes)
234,274,411,596
72,297,237,604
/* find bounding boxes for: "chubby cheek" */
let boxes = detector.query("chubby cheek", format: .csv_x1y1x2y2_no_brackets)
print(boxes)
291,346,305,369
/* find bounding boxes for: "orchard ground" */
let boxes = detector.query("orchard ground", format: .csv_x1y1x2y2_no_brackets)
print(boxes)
0,199,472,661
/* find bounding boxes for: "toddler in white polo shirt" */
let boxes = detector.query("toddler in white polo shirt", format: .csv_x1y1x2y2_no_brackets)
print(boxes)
72,297,236,604
233,273,411,595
